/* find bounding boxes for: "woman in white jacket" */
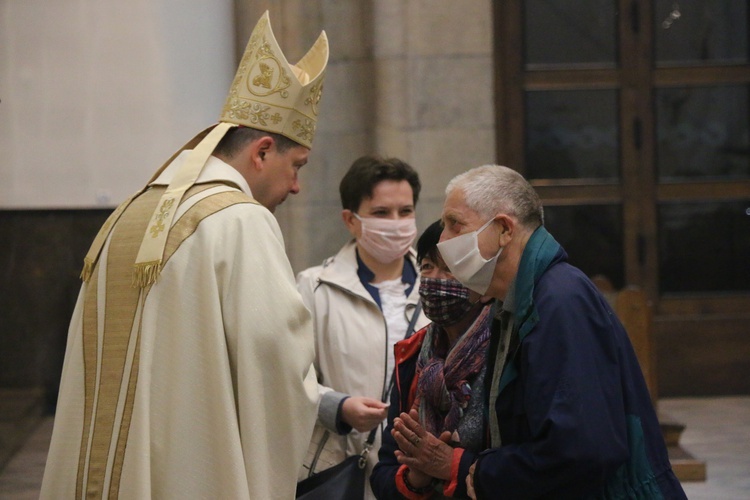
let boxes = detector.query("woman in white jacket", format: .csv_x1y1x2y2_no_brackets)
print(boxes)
297,155,430,499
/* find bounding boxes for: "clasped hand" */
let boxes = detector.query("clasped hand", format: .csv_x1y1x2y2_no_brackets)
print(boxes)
392,409,454,485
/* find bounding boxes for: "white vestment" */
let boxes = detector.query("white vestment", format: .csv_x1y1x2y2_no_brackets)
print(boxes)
40,152,318,499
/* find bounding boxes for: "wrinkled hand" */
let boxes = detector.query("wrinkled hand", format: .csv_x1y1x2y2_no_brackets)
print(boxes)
392,409,453,480
341,397,389,432
404,467,432,490
467,461,477,499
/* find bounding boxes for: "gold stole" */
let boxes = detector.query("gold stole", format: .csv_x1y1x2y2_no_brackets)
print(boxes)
76,183,256,499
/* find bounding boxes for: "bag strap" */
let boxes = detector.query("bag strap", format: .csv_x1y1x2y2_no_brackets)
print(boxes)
383,301,422,403
359,302,423,467
405,301,423,340
311,302,424,474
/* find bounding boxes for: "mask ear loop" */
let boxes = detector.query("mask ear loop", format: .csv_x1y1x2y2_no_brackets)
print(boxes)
352,212,366,231
477,217,504,262
477,217,495,233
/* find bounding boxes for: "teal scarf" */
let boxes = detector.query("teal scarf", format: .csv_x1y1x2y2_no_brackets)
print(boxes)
497,225,560,394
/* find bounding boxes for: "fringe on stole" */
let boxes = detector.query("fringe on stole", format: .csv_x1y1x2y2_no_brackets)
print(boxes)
81,254,162,287
80,255,162,288
80,258,95,282
132,261,162,288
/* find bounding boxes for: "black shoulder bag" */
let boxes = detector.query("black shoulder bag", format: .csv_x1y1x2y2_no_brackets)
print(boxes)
296,303,422,499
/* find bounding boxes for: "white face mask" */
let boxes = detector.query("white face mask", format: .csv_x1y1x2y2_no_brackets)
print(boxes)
354,214,417,264
436,218,501,295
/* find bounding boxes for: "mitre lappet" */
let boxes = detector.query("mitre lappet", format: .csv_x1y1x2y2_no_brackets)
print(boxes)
79,10,329,287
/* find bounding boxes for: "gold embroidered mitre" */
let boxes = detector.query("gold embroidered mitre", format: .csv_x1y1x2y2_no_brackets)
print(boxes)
79,11,328,287
220,11,329,149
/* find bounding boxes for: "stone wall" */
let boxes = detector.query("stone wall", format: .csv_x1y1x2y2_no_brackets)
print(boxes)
235,0,495,273
0,0,495,408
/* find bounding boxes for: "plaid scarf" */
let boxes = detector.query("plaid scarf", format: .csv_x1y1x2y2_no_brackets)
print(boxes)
414,305,492,436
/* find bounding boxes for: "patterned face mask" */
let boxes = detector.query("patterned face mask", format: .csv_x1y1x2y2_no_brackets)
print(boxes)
418,277,475,326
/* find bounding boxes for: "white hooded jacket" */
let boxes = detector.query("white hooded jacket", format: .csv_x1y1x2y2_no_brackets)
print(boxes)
296,240,429,498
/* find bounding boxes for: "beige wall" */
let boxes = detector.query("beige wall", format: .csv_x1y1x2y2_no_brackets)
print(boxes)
0,0,235,208
238,1,495,273
1,0,494,273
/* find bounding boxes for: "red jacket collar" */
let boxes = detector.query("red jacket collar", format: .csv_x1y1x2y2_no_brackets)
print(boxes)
395,326,428,366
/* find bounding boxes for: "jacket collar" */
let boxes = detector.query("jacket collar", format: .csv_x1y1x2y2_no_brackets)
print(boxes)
395,326,428,366
317,240,421,305
355,249,417,308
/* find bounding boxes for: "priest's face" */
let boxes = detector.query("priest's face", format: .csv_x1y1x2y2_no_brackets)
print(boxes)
253,143,310,213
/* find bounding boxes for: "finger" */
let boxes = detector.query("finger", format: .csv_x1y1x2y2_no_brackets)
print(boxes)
392,429,415,451
364,405,387,416
393,430,422,460
399,411,416,424
394,449,413,465
393,417,417,439
393,419,422,450
408,408,420,421
394,450,417,465
395,451,423,471
361,396,386,406
401,426,421,447
373,407,389,419
391,428,406,444
406,409,426,437
398,412,420,434
402,410,427,439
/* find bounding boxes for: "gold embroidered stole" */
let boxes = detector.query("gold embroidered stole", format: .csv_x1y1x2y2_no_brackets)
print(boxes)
76,183,256,499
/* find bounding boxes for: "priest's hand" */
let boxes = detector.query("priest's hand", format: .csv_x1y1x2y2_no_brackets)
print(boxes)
341,397,389,432
392,409,453,480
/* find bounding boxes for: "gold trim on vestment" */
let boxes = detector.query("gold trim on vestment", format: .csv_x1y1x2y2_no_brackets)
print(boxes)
79,186,161,499
77,258,99,498
133,122,238,287
79,124,217,284
75,184,257,497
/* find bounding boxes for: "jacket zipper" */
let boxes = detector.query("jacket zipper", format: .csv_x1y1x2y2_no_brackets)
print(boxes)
316,278,392,402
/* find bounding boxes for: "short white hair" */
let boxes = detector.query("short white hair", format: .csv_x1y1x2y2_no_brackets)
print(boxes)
445,165,544,228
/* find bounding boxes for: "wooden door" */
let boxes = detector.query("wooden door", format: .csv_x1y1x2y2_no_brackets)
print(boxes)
493,0,750,395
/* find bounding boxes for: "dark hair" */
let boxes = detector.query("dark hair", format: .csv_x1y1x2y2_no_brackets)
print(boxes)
416,220,443,265
338,155,421,212
213,126,300,158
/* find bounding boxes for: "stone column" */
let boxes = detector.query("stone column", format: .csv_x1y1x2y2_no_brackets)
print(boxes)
372,0,496,231
231,0,495,272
